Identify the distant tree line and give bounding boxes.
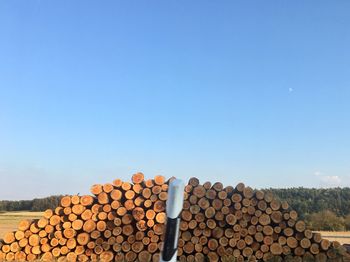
[0,195,62,212]
[264,187,350,231]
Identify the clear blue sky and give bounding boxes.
[1,1,349,199]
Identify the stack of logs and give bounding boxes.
[0,173,349,262]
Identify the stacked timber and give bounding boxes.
[0,173,349,262]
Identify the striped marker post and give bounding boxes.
[160,179,185,262]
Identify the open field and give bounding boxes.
[315,231,350,245]
[0,211,43,239]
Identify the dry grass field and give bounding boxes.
[0,211,43,239]
[315,231,350,245]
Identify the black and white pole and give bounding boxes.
[160,179,185,262]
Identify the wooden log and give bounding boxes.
[143,179,154,189]
[138,250,152,262]
[116,207,127,217]
[270,199,281,211]
[161,183,169,192]
[3,233,15,245]
[45,224,54,234]
[14,251,27,261]
[28,234,40,247]
[193,185,206,198]
[153,200,165,212]
[80,210,92,221]
[68,213,77,222]
[262,226,273,237]
[132,197,143,207]
[295,220,306,233]
[121,214,132,225]
[112,178,122,188]
[212,182,223,192]
[69,195,79,205]
[310,243,320,255]
[121,182,132,191]
[132,207,145,221]
[38,230,47,238]
[158,192,167,201]
[258,214,271,226]
[153,224,164,236]
[188,177,199,187]
[18,220,31,232]
[264,191,273,203]
[225,214,237,225]
[148,242,158,254]
[206,219,216,229]
[300,238,311,249]
[212,199,223,210]
[97,192,109,205]
[301,230,312,242]
[75,246,85,255]
[155,212,166,223]
[243,187,254,199]
[91,204,101,214]
[65,252,77,262]
[206,238,218,251]
[32,245,42,255]
[142,188,152,199]
[83,220,96,233]
[265,207,272,215]
[270,211,282,224]
[313,232,322,243]
[124,251,136,261]
[236,182,245,192]
[250,216,259,226]
[96,221,107,232]
[254,190,264,200]
[60,196,71,207]
[152,185,162,195]
[132,172,145,184]
[327,248,337,259]
[133,183,143,194]
[315,253,328,262]
[257,200,267,212]
[100,251,114,262]
[154,175,165,186]
[63,228,76,239]
[13,231,24,241]
[283,227,294,237]
[263,235,273,246]
[286,237,298,249]
[104,230,112,239]
[72,204,85,215]
[270,243,283,255]
[9,242,19,253]
[27,253,37,261]
[320,239,330,251]
[125,190,135,200]
[236,239,246,250]
[289,210,298,220]
[90,184,103,196]
[76,232,90,246]
[66,238,77,250]
[242,247,253,258]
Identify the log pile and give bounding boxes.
[0,173,349,262]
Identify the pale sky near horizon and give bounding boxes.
[1,1,350,200]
